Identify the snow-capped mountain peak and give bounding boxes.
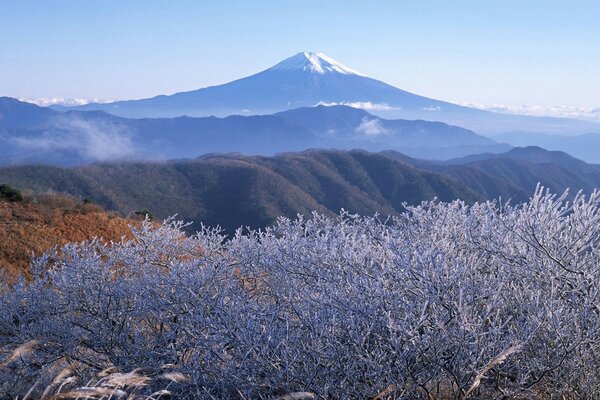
[269,51,365,76]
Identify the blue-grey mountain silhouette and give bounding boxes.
[55,52,600,135]
[0,97,509,165]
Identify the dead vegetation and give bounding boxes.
[0,339,190,399]
[0,192,138,281]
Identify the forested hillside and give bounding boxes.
[0,150,479,233]
[3,148,600,233]
[383,146,600,202]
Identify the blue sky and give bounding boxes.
[1,0,599,111]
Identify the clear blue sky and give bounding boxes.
[1,0,599,107]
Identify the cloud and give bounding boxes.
[8,116,136,161]
[455,101,600,121]
[355,117,388,136]
[18,97,116,107]
[422,106,441,111]
[316,101,400,111]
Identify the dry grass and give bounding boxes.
[0,340,190,399]
[44,366,185,399]
[0,193,139,281]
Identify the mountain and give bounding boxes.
[273,106,511,158]
[55,52,600,135]
[0,150,481,234]
[0,97,56,129]
[3,147,600,234]
[383,146,600,202]
[0,97,509,165]
[443,146,596,169]
[493,131,600,163]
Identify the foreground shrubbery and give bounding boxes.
[0,184,23,202]
[1,186,599,399]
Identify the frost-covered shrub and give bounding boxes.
[1,186,599,399]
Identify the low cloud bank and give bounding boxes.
[317,101,400,111]
[355,117,388,136]
[8,116,136,161]
[19,97,116,107]
[457,102,600,121]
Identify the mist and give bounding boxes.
[7,116,137,163]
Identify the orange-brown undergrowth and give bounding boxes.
[0,194,140,281]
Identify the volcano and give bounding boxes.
[57,52,599,135]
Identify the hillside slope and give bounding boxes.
[3,148,600,235]
[383,146,600,202]
[494,132,600,163]
[0,151,480,233]
[0,195,137,280]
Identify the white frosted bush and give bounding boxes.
[0,186,599,398]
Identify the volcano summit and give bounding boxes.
[57,52,599,135]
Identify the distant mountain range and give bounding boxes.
[2,147,599,233]
[54,52,600,136]
[383,146,600,201]
[0,97,510,165]
[492,131,600,163]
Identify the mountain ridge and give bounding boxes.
[493,131,600,163]
[3,147,600,234]
[0,97,509,165]
[0,150,482,233]
[51,52,600,135]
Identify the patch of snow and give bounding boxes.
[270,52,365,76]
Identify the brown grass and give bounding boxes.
[0,193,139,281]
[0,340,190,399]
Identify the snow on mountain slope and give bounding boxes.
[54,52,459,119]
[270,51,365,75]
[53,52,600,135]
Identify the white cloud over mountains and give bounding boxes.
[19,96,600,125]
[457,102,600,121]
[355,117,388,136]
[8,116,136,161]
[317,101,400,111]
[19,97,116,106]
[318,100,600,122]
